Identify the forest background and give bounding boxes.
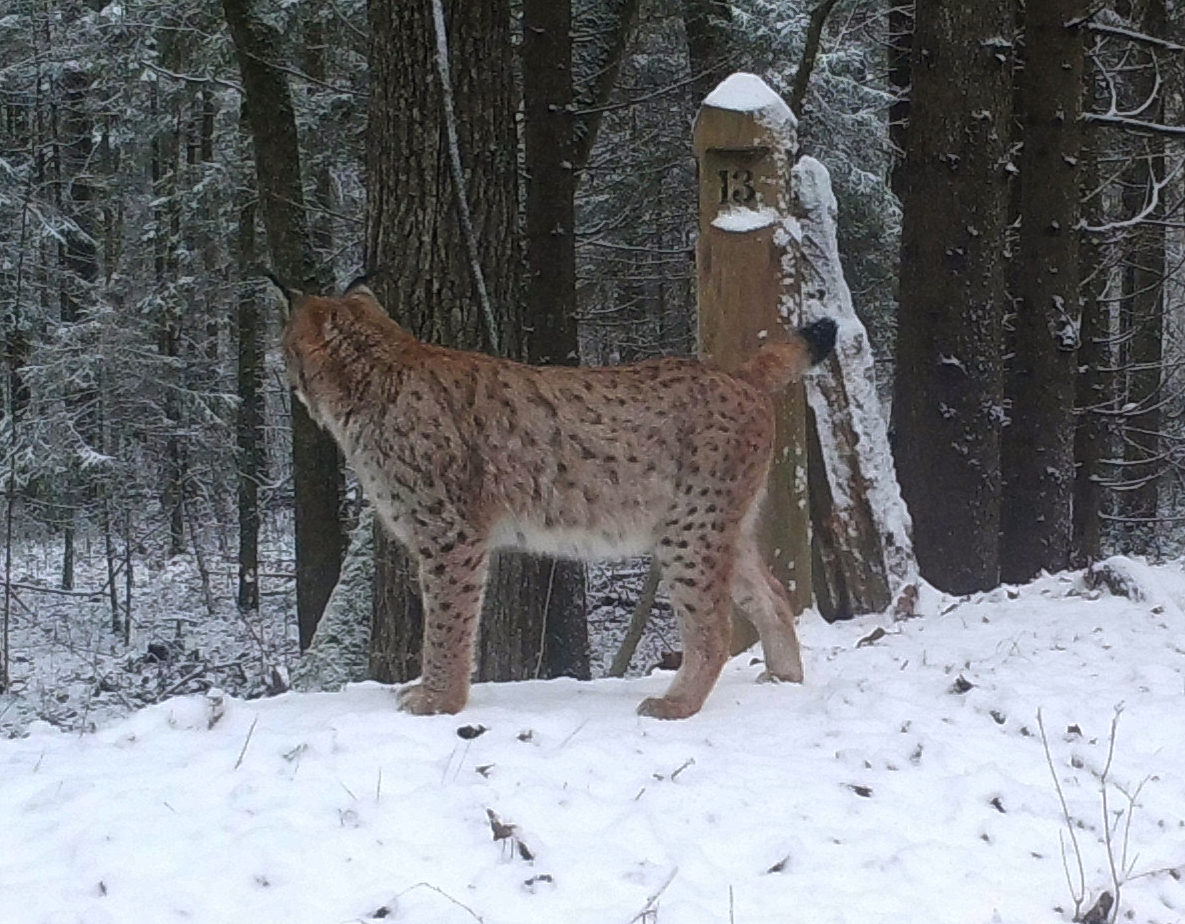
[2,0,1184,727]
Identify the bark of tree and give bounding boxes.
[892,0,1014,594]
[149,69,186,559]
[223,0,346,648]
[236,200,262,612]
[683,0,734,105]
[367,0,589,685]
[520,0,590,680]
[57,64,101,592]
[1000,0,1086,583]
[1071,128,1109,567]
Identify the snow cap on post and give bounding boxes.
[702,72,797,134]
[694,72,810,640]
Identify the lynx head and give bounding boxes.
[266,272,389,423]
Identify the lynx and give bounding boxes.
[277,277,836,719]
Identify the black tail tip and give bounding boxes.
[800,317,838,365]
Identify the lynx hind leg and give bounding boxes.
[731,538,804,684]
[638,540,734,720]
[398,527,490,716]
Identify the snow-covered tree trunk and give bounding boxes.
[794,158,917,616]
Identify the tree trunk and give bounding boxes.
[1000,0,1086,583]
[223,0,346,648]
[683,0,734,105]
[572,0,642,175]
[892,0,1014,594]
[57,64,101,592]
[519,0,590,680]
[367,0,588,685]
[236,200,263,612]
[1070,132,1109,567]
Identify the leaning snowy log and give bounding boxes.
[694,73,810,652]
[793,157,918,616]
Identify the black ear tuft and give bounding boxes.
[344,269,382,295]
[799,317,838,365]
[263,271,304,304]
[263,271,289,295]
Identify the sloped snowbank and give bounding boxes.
[2,561,1184,924]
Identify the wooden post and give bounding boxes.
[694,73,811,651]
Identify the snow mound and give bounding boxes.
[2,560,1184,924]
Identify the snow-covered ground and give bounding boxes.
[2,558,1184,924]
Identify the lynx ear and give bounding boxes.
[263,272,303,319]
[343,271,381,303]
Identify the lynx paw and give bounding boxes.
[398,683,465,716]
[757,666,804,684]
[636,695,700,720]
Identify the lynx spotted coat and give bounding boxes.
[280,280,836,719]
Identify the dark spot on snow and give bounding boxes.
[457,724,488,740]
[990,709,1006,725]
[848,784,873,798]
[990,796,1006,813]
[950,675,974,694]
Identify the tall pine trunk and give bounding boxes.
[236,200,263,612]
[367,0,588,684]
[517,0,589,680]
[1000,0,1086,582]
[223,0,347,647]
[892,0,1015,594]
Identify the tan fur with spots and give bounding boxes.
[280,279,835,718]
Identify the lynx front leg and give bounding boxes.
[398,532,490,716]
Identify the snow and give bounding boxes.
[4,560,1185,924]
[702,72,797,131]
[710,205,781,233]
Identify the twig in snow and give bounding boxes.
[390,882,485,922]
[233,715,259,770]
[1038,708,1087,920]
[628,867,679,924]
